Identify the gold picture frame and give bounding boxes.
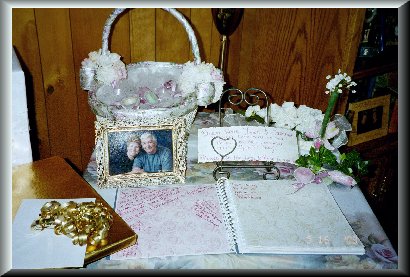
[95,117,187,188]
[347,94,390,146]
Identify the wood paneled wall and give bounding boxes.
[12,8,365,173]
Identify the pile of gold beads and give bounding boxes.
[31,200,113,253]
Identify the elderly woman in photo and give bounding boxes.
[131,132,173,173]
[114,135,142,175]
[126,135,142,161]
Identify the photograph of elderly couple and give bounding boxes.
[108,129,173,176]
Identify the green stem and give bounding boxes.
[320,91,339,138]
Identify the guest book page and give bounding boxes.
[223,180,365,254]
[110,184,234,260]
[197,126,299,163]
[111,179,364,259]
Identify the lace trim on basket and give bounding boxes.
[215,177,237,253]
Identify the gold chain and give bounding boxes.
[31,200,113,253]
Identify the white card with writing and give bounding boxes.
[197,126,299,163]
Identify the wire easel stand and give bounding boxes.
[213,87,280,181]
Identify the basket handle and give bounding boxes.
[102,8,201,65]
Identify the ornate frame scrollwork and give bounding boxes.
[95,116,188,188]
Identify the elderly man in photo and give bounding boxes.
[131,132,173,173]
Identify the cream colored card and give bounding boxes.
[198,126,299,163]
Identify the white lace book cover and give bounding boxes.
[220,179,365,255]
[110,184,235,260]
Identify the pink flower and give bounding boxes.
[313,171,329,183]
[327,170,357,187]
[276,163,296,176]
[313,138,323,149]
[292,168,330,193]
[294,167,315,184]
[370,244,398,263]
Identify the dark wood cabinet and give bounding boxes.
[342,134,398,252]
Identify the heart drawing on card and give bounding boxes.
[211,136,237,160]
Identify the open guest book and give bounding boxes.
[110,179,364,260]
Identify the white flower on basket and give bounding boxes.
[95,65,126,87]
[178,61,225,106]
[81,49,127,88]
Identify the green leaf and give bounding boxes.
[295,145,369,183]
[236,110,246,116]
[245,114,265,124]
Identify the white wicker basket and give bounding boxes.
[80,8,222,132]
[80,8,225,187]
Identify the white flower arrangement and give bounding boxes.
[81,49,127,88]
[320,69,357,139]
[240,70,367,191]
[245,101,355,160]
[270,102,298,129]
[294,105,324,134]
[244,101,324,135]
[245,105,266,118]
[177,61,225,107]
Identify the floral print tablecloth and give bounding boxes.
[84,112,398,270]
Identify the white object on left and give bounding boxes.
[12,198,94,269]
[12,48,33,167]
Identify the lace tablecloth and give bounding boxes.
[84,112,398,270]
